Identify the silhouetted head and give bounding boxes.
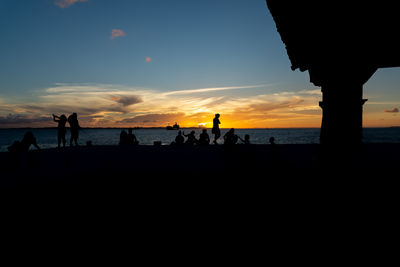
[128,128,132,134]
[229,128,235,133]
[190,131,195,134]
[60,114,67,120]
[202,129,207,133]
[178,130,182,135]
[72,112,77,118]
[23,131,35,144]
[24,131,34,140]
[269,137,275,144]
[245,134,250,140]
[215,113,220,118]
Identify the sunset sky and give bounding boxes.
[1,0,399,128]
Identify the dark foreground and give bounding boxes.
[1,143,399,190]
[2,144,398,240]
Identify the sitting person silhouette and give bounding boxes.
[8,131,40,152]
[223,128,238,145]
[183,130,198,145]
[198,129,210,145]
[269,137,275,145]
[268,136,278,164]
[238,134,250,145]
[53,114,67,148]
[127,128,139,145]
[119,130,129,146]
[174,130,184,145]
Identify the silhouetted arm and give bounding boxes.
[32,138,40,150]
[53,114,60,122]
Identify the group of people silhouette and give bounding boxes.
[119,128,139,146]
[172,129,211,145]
[8,112,277,152]
[169,114,251,146]
[7,112,81,152]
[170,128,250,146]
[52,113,81,148]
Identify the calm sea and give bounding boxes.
[0,128,399,152]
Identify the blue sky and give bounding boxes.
[0,0,399,128]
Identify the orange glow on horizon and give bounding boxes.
[2,83,398,129]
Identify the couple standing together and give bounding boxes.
[53,113,80,148]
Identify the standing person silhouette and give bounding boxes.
[53,114,67,148]
[212,113,221,144]
[68,112,80,147]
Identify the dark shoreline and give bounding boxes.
[0,127,323,130]
[3,126,400,130]
[1,143,399,189]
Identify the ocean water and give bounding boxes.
[0,127,399,152]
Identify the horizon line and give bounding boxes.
[1,126,398,130]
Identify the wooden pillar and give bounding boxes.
[319,82,367,146]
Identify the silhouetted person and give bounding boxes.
[268,136,278,165]
[175,130,184,145]
[8,131,40,152]
[198,129,210,145]
[224,128,238,145]
[127,128,138,145]
[239,134,250,145]
[269,137,275,145]
[212,113,221,144]
[53,114,67,148]
[120,130,128,146]
[68,112,80,146]
[183,130,198,145]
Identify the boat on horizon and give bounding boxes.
[166,122,180,130]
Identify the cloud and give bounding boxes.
[232,99,304,114]
[111,95,143,107]
[0,114,51,127]
[118,113,186,124]
[163,85,263,96]
[110,29,126,40]
[0,83,322,128]
[54,0,88,8]
[2,84,146,119]
[384,108,399,113]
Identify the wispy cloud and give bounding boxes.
[110,29,126,40]
[384,107,399,113]
[0,84,322,128]
[54,0,88,8]
[163,85,264,96]
[0,114,52,127]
